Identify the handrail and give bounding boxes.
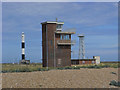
[57,40,76,45]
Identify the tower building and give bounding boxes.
[22,32,25,60]
[41,20,75,67]
[20,32,30,64]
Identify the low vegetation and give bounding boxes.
[2,63,44,73]
[109,80,120,87]
[110,72,117,75]
[1,63,119,73]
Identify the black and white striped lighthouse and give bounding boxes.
[20,32,30,64]
[21,32,25,60]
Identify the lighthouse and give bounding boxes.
[22,32,25,60]
[20,32,30,64]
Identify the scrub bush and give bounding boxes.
[109,80,120,87]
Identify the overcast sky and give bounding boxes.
[2,2,118,63]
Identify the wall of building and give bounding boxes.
[42,24,46,67]
[93,56,100,65]
[55,34,71,67]
[56,45,71,67]
[42,23,72,67]
[47,23,57,67]
[42,23,57,67]
[71,59,96,65]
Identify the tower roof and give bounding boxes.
[41,21,64,25]
[55,31,75,34]
[78,34,84,37]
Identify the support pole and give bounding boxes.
[46,25,48,70]
[54,32,56,68]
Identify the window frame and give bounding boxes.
[57,24,62,29]
[60,34,70,40]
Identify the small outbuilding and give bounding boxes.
[71,56,100,65]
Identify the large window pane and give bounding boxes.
[60,35,70,40]
[60,35,62,40]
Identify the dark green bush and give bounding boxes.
[112,65,118,68]
[103,65,110,68]
[109,80,120,87]
[73,66,80,69]
[15,69,20,72]
[110,72,117,75]
[57,67,64,70]
[94,66,101,69]
[79,65,101,69]
[40,68,48,71]
[80,66,87,68]
[2,70,8,73]
[87,66,96,68]
[65,67,72,69]
[38,68,41,71]
[19,68,31,72]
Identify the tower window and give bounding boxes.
[57,24,62,28]
[66,35,69,40]
[60,35,70,40]
[57,24,63,30]
[60,35,63,40]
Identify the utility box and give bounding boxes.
[93,56,100,65]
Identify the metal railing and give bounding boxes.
[57,40,76,45]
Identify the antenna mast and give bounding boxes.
[56,18,58,22]
[78,34,85,59]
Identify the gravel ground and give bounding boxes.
[2,68,118,88]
